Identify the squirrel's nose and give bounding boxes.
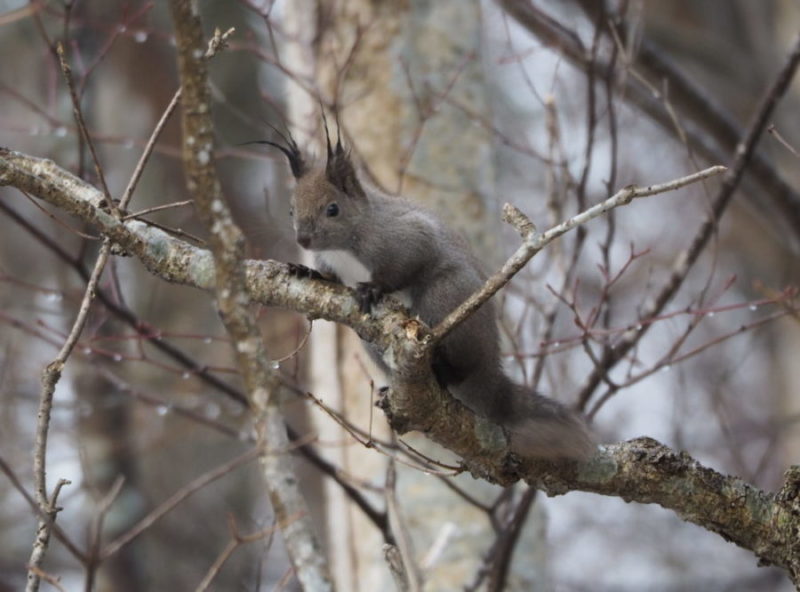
[297,234,311,248]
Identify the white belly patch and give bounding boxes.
[316,249,371,287]
[315,249,412,309]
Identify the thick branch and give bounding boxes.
[0,149,398,348]
[540,439,800,580]
[379,359,800,580]
[2,150,800,579]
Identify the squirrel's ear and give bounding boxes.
[322,113,365,198]
[325,147,365,198]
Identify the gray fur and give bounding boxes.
[285,143,593,460]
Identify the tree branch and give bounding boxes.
[2,150,799,579]
[577,30,800,405]
[497,0,800,240]
[430,166,726,342]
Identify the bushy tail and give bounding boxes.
[450,371,595,460]
[504,384,594,461]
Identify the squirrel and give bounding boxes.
[257,124,594,461]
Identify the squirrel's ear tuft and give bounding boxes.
[242,127,306,178]
[325,146,365,198]
[321,111,365,198]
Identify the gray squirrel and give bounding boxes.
[258,125,594,460]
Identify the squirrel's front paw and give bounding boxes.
[355,282,384,312]
[287,262,325,280]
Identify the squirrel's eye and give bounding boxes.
[288,207,294,217]
[326,203,339,217]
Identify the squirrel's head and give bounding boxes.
[255,121,368,251]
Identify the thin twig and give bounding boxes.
[100,447,261,561]
[26,566,67,592]
[195,515,283,592]
[430,165,727,343]
[385,461,422,592]
[24,33,185,589]
[132,217,206,245]
[395,438,463,472]
[305,391,460,475]
[119,88,183,211]
[435,475,493,513]
[26,478,71,592]
[121,199,194,220]
[577,32,800,407]
[587,308,790,418]
[26,239,111,592]
[498,0,800,239]
[1,196,391,537]
[84,476,126,592]
[20,190,100,240]
[768,124,800,158]
[0,456,85,561]
[530,96,570,389]
[55,43,113,206]
[486,487,537,592]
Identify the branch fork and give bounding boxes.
[5,146,787,577]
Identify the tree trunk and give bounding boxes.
[284,1,548,588]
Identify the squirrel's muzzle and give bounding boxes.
[296,233,311,249]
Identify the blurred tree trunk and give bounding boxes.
[285,1,547,589]
[74,330,144,592]
[283,4,364,589]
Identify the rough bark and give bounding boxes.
[3,149,800,584]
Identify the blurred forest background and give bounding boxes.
[1,0,800,590]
